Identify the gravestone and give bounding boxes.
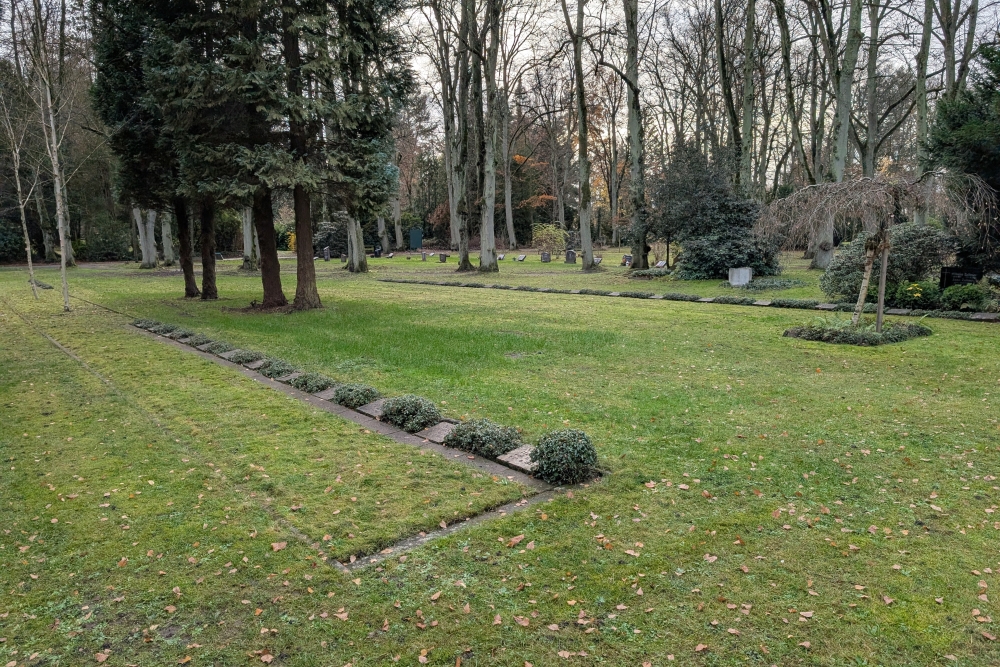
[729,267,753,286]
[374,246,382,258]
[215,252,224,260]
[409,227,423,250]
[340,254,347,262]
[498,253,506,260]
[540,252,551,263]
[593,257,603,265]
[386,252,394,258]
[565,250,576,264]
[276,371,302,383]
[654,260,666,269]
[497,445,537,474]
[439,253,449,263]
[244,359,267,370]
[421,252,427,261]
[940,266,983,289]
[323,246,330,261]
[356,399,385,420]
[416,422,457,444]
[621,254,632,267]
[516,254,526,262]
[313,386,340,401]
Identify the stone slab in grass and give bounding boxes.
[697,297,714,303]
[176,336,193,344]
[570,290,581,294]
[650,295,665,300]
[357,399,385,419]
[538,287,551,292]
[816,303,838,311]
[417,422,456,444]
[244,359,267,370]
[885,308,912,316]
[753,299,772,306]
[608,292,621,297]
[276,371,303,383]
[217,349,245,361]
[971,313,999,321]
[313,386,339,401]
[196,342,216,352]
[498,445,538,474]
[165,330,188,340]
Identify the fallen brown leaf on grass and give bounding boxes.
[271,542,286,552]
[694,643,708,652]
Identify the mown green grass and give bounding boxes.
[2,261,1000,666]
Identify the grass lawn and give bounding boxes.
[2,257,999,666]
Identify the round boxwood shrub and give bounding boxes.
[530,429,598,485]
[334,383,380,409]
[227,349,264,364]
[258,358,296,379]
[940,283,991,311]
[380,394,441,433]
[204,341,235,354]
[290,372,336,394]
[444,419,522,459]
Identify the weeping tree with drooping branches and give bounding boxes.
[759,173,996,331]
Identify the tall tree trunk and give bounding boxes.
[377,215,390,255]
[133,207,153,268]
[145,211,158,266]
[715,0,742,181]
[173,197,200,298]
[283,5,321,308]
[562,0,595,269]
[625,0,648,269]
[37,47,70,308]
[830,0,863,184]
[252,187,287,307]
[346,215,368,272]
[199,199,218,300]
[773,0,814,184]
[479,0,501,273]
[455,0,477,272]
[913,0,933,224]
[241,207,258,270]
[392,198,403,249]
[862,0,880,177]
[501,106,517,249]
[162,213,175,266]
[739,0,756,193]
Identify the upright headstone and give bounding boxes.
[374,246,382,258]
[421,252,427,261]
[323,246,331,261]
[340,253,347,262]
[728,267,752,286]
[439,253,449,263]
[216,251,224,260]
[565,250,576,264]
[409,227,423,250]
[940,266,983,289]
[540,252,551,263]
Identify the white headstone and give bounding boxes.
[729,267,752,286]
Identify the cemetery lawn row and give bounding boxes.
[2,265,1000,665]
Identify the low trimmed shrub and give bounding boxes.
[204,341,235,354]
[149,323,179,335]
[892,281,941,309]
[783,318,931,346]
[660,292,703,302]
[630,268,673,278]
[530,429,598,485]
[940,284,991,311]
[724,278,807,291]
[132,318,159,329]
[290,372,336,394]
[770,298,821,309]
[444,419,522,459]
[227,349,264,364]
[185,334,213,347]
[258,358,296,379]
[712,295,757,306]
[334,383,380,409]
[619,291,655,299]
[381,394,441,433]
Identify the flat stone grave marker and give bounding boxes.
[176,336,193,344]
[313,386,340,401]
[816,303,838,311]
[650,294,665,299]
[570,289,582,294]
[217,349,245,361]
[516,254,526,262]
[196,342,215,352]
[654,260,667,268]
[497,253,505,260]
[593,257,602,265]
[608,292,621,297]
[540,252,551,263]
[387,252,394,258]
[276,371,303,383]
[621,254,632,266]
[565,250,576,264]
[753,299,772,306]
[729,266,752,286]
[357,399,385,419]
[697,297,715,302]
[885,308,911,316]
[244,359,267,370]
[497,445,537,474]
[971,313,999,321]
[416,422,456,444]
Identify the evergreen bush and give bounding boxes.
[892,281,942,309]
[227,349,264,364]
[289,372,337,394]
[940,284,991,311]
[204,341,235,354]
[132,318,159,329]
[784,318,931,346]
[444,419,522,459]
[184,334,213,347]
[530,429,598,485]
[380,394,441,432]
[149,323,179,335]
[334,383,380,409]
[258,358,296,379]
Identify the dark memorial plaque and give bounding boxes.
[940,266,983,289]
